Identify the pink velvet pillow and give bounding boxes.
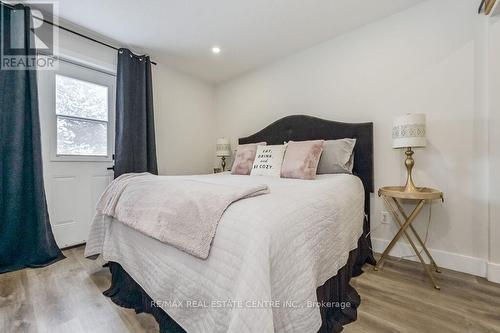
[231,142,267,175]
[281,140,324,180]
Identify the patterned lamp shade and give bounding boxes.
[216,138,231,157]
[392,114,426,149]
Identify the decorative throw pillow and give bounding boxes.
[231,142,267,175]
[317,138,356,174]
[250,145,286,177]
[281,140,324,180]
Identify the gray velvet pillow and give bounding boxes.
[317,139,356,174]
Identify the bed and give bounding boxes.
[85,115,376,333]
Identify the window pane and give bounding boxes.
[57,117,107,156]
[56,75,108,121]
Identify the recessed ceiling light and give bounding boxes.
[211,46,221,54]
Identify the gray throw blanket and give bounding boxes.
[95,173,269,259]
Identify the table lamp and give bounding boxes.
[392,114,426,193]
[216,138,231,171]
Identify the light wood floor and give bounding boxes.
[1,246,499,333]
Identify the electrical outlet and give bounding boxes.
[381,211,391,224]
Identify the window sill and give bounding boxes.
[50,155,112,163]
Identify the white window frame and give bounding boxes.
[50,66,115,163]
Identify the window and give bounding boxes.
[55,75,109,157]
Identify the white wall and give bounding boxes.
[53,27,215,175]
[55,26,117,74]
[487,15,500,283]
[214,0,494,278]
[153,65,215,175]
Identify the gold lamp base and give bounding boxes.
[403,147,420,193]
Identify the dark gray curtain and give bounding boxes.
[114,48,157,178]
[0,4,64,273]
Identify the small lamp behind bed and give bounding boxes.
[216,138,231,171]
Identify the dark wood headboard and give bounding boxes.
[238,115,374,194]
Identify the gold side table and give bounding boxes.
[375,186,444,289]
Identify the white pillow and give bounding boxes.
[250,145,286,177]
[317,138,356,174]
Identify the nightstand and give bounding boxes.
[375,186,444,289]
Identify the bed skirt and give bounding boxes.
[103,235,373,333]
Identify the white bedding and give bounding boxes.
[95,172,269,259]
[85,172,364,333]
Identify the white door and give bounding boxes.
[38,60,115,248]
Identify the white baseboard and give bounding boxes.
[487,262,500,283]
[371,238,488,278]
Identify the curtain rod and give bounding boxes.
[0,1,158,65]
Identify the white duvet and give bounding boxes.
[85,173,364,333]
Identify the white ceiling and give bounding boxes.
[53,0,422,83]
